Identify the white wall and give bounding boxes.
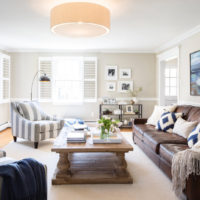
[179,32,200,105]
[10,52,157,120]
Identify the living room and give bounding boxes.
[0,0,200,200]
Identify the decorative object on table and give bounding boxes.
[64,118,88,130]
[106,82,116,91]
[92,133,122,144]
[105,66,118,80]
[129,86,142,104]
[98,117,120,139]
[102,97,116,104]
[113,109,122,115]
[125,105,134,114]
[190,50,200,96]
[123,119,128,125]
[102,109,112,115]
[119,69,131,79]
[118,81,133,93]
[67,132,86,143]
[30,70,50,100]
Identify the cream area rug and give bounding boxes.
[2,132,179,200]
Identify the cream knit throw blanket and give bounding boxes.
[172,142,200,197]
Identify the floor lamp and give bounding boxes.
[31,70,51,101]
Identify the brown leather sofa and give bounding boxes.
[132,105,200,200]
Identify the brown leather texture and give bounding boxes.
[160,143,189,165]
[132,105,200,200]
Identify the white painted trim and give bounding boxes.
[156,24,200,53]
[11,97,158,102]
[0,122,11,132]
[157,47,180,105]
[5,48,155,54]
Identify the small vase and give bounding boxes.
[132,97,138,104]
[100,127,109,139]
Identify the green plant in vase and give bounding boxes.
[98,117,121,139]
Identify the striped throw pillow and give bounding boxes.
[18,102,44,121]
[188,124,200,148]
[156,112,182,133]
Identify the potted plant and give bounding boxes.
[129,87,142,104]
[98,117,121,139]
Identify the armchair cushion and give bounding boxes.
[34,120,62,132]
[18,102,45,121]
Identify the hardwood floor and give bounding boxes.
[0,128,13,148]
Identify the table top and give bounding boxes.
[51,127,133,153]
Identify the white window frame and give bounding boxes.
[38,56,97,104]
[0,53,10,104]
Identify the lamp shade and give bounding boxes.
[40,74,50,82]
[50,2,110,37]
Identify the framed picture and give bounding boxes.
[190,50,200,96]
[106,82,116,92]
[102,97,109,104]
[119,69,131,79]
[125,105,134,114]
[105,66,118,80]
[118,81,133,93]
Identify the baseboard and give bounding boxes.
[0,122,11,132]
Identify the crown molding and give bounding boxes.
[6,48,155,54]
[155,24,200,53]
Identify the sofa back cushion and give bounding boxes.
[187,107,200,123]
[174,105,193,120]
[18,102,44,121]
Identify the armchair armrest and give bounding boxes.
[0,151,6,158]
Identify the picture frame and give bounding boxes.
[119,69,131,79]
[105,66,118,80]
[102,97,109,104]
[190,50,200,96]
[106,82,116,92]
[125,105,134,114]
[118,81,133,93]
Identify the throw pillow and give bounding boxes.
[147,105,177,126]
[18,102,44,121]
[187,124,200,148]
[173,118,198,138]
[156,112,182,133]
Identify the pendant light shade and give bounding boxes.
[50,2,110,37]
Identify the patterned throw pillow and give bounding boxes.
[156,112,182,133]
[18,102,45,121]
[187,124,200,148]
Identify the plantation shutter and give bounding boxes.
[38,58,52,101]
[0,54,10,102]
[83,57,97,102]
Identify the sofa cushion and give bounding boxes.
[156,112,182,133]
[160,143,189,165]
[187,107,200,123]
[174,105,193,120]
[142,128,187,153]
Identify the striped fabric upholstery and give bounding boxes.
[17,102,45,121]
[0,151,6,158]
[11,102,64,142]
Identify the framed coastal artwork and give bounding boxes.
[105,66,118,80]
[118,81,133,93]
[190,50,200,96]
[106,82,116,92]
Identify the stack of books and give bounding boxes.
[67,132,86,143]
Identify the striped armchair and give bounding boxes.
[11,102,64,148]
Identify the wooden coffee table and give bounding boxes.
[51,128,133,184]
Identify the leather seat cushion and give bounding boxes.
[160,143,189,165]
[143,130,187,153]
[134,124,156,141]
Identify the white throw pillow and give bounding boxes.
[173,117,198,138]
[147,105,177,126]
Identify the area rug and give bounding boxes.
[2,132,179,200]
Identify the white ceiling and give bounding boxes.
[0,0,200,52]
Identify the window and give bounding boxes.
[39,57,97,104]
[165,67,177,96]
[0,54,10,103]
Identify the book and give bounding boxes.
[67,132,86,143]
